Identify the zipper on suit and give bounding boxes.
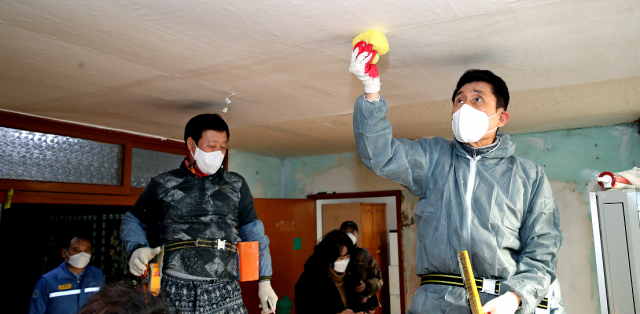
[466,151,479,210]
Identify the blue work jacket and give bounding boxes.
[28,261,105,314]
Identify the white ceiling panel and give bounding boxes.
[1,0,639,157]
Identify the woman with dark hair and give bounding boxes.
[78,281,169,314]
[295,230,362,314]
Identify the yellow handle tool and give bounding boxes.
[457,250,486,314]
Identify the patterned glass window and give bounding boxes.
[131,148,184,188]
[0,127,123,185]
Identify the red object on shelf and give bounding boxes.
[597,171,633,189]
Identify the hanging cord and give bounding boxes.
[223,94,235,113]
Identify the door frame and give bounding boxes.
[308,190,405,314]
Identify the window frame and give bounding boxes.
[0,110,188,199]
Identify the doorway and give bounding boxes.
[323,202,388,314]
[309,191,405,314]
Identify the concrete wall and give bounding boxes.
[231,122,640,313]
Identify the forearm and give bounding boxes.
[353,94,432,196]
[239,219,272,278]
[119,212,149,255]
[365,92,379,101]
[365,277,383,295]
[502,192,562,312]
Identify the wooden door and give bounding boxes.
[322,203,361,241]
[240,198,316,314]
[360,203,388,314]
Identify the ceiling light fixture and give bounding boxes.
[223,94,235,113]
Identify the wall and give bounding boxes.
[228,150,284,198]
[510,123,640,313]
[231,122,640,313]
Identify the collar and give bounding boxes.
[457,137,501,158]
[179,159,225,178]
[183,158,208,177]
[453,131,515,159]
[328,268,346,283]
[56,261,85,281]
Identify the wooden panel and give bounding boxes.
[240,198,316,314]
[361,203,389,314]
[322,203,361,241]
[0,190,142,205]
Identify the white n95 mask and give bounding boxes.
[333,259,350,273]
[66,251,91,268]
[347,233,357,245]
[451,104,503,143]
[191,147,224,175]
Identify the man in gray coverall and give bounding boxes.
[349,44,562,314]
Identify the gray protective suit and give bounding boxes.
[353,95,562,314]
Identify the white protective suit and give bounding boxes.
[353,95,563,314]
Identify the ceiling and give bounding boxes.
[1,0,639,158]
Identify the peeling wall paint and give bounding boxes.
[512,123,640,196]
[512,123,640,313]
[230,123,640,313]
[228,150,284,198]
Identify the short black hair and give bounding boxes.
[451,69,510,111]
[183,114,230,149]
[314,230,356,270]
[78,281,169,314]
[66,233,92,250]
[340,221,359,233]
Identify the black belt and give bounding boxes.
[420,274,548,309]
[164,238,237,253]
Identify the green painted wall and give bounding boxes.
[227,150,284,198]
[512,123,640,197]
[231,122,640,200]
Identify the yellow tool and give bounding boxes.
[141,245,164,295]
[457,251,485,314]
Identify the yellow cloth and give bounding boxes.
[329,269,347,308]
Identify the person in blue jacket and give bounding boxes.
[349,45,562,314]
[29,234,105,314]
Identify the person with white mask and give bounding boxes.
[120,113,277,314]
[340,221,383,307]
[295,230,362,314]
[350,44,562,314]
[29,234,105,314]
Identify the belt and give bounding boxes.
[420,274,548,309]
[165,238,237,253]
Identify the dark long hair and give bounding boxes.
[313,230,356,271]
[78,281,169,314]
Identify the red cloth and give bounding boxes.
[353,41,379,78]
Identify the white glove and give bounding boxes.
[258,280,278,313]
[482,291,520,314]
[128,246,161,276]
[349,45,381,94]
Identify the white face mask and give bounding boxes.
[347,233,357,245]
[191,146,225,175]
[333,258,350,273]
[451,104,503,143]
[66,251,91,269]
